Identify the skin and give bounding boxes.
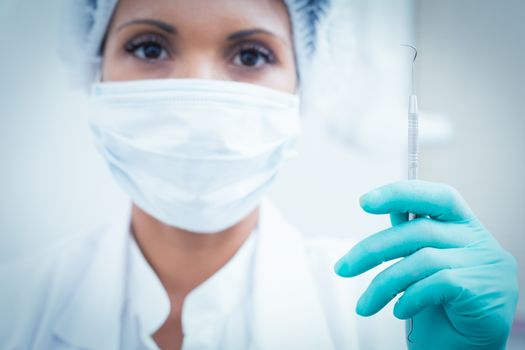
[101,0,297,349]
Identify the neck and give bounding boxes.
[131,204,259,297]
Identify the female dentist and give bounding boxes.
[0,0,518,349]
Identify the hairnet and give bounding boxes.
[61,0,331,89]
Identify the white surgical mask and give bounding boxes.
[89,78,301,233]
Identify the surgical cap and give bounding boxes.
[61,0,331,88]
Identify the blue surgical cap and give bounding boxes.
[61,0,331,89]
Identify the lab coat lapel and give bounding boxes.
[52,203,132,350]
[50,199,336,349]
[252,198,335,350]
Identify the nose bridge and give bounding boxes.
[171,54,226,80]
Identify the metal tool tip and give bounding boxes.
[400,44,418,62]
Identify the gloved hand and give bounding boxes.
[334,180,518,350]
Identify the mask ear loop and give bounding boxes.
[87,59,103,98]
[93,62,103,84]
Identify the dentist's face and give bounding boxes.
[101,0,298,93]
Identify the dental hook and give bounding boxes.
[401,44,418,62]
[401,44,418,94]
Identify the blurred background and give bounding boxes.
[1,0,524,347]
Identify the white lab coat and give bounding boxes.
[0,198,405,349]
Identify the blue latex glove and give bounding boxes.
[334,180,518,350]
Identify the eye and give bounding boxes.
[124,34,170,62]
[232,43,276,68]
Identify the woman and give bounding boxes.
[0,0,518,349]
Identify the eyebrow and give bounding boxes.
[227,28,286,44]
[116,19,177,34]
[115,19,286,44]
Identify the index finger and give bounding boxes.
[360,180,474,222]
[333,217,472,278]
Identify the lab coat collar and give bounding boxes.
[181,229,256,338]
[51,198,335,349]
[128,231,171,342]
[252,198,335,349]
[52,203,132,350]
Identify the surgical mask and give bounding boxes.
[89,78,301,233]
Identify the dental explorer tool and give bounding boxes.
[401,43,418,344]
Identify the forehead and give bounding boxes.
[111,0,292,40]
